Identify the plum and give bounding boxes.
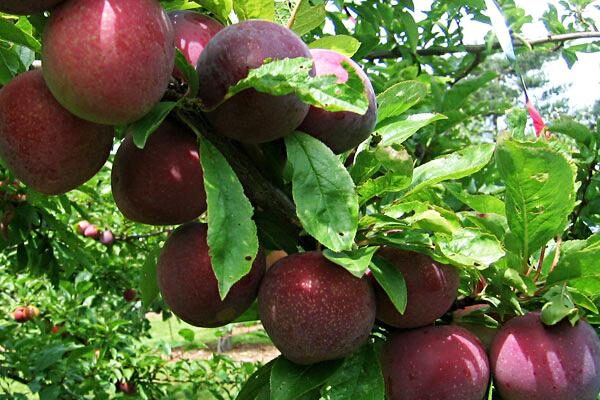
[258,251,376,364]
[157,222,265,327]
[298,49,377,153]
[382,325,490,400]
[490,312,600,400]
[111,119,206,225]
[0,71,114,195]
[42,0,175,125]
[370,247,459,329]
[99,230,115,245]
[76,220,91,235]
[196,20,312,143]
[169,11,223,76]
[0,0,64,14]
[123,288,137,302]
[83,225,100,239]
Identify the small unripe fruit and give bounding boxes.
[99,230,115,246]
[51,325,61,334]
[123,288,137,302]
[83,225,100,239]
[76,220,91,235]
[116,381,136,395]
[13,307,28,323]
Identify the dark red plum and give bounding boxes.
[169,11,223,76]
[157,223,265,327]
[197,20,312,143]
[491,312,600,400]
[258,251,376,365]
[298,49,377,153]
[0,71,114,195]
[42,0,175,125]
[382,325,490,400]
[111,119,206,226]
[0,0,64,14]
[370,247,459,329]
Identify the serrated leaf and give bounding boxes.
[323,247,378,278]
[496,137,576,266]
[196,0,233,22]
[309,35,361,57]
[435,228,505,268]
[289,0,326,36]
[226,58,368,114]
[541,286,578,325]
[377,113,447,146]
[370,255,407,314]
[406,143,495,197]
[140,247,161,308]
[130,102,178,149]
[234,0,275,21]
[320,344,385,400]
[285,132,358,252]
[200,137,259,299]
[270,357,343,400]
[548,118,593,145]
[376,81,428,126]
[0,17,41,52]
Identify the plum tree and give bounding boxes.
[490,312,600,400]
[196,20,312,143]
[157,223,265,327]
[258,251,376,365]
[169,11,223,75]
[111,119,206,225]
[370,247,459,329]
[42,0,175,125]
[298,49,377,153]
[382,325,490,400]
[0,0,64,15]
[0,70,114,195]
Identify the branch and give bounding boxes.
[175,102,300,229]
[364,31,600,60]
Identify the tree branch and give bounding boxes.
[175,101,300,229]
[364,31,600,60]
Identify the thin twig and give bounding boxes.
[364,31,600,60]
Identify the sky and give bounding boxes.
[413,0,600,110]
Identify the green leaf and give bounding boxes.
[320,344,385,400]
[289,0,326,36]
[234,0,275,21]
[226,58,368,114]
[140,247,161,308]
[0,46,22,85]
[435,228,506,268]
[442,71,496,112]
[0,17,41,52]
[323,247,378,278]
[376,81,428,126]
[270,357,343,400]
[546,234,600,296]
[200,137,259,299]
[496,137,576,266]
[285,132,358,252]
[406,143,495,197]
[357,147,413,204]
[377,113,447,146]
[370,255,407,314]
[130,102,178,149]
[502,268,536,296]
[399,12,418,50]
[309,35,361,57]
[178,328,195,342]
[196,0,233,22]
[548,118,593,145]
[541,286,578,325]
[237,359,276,400]
[174,49,199,97]
[349,149,380,185]
[446,184,506,216]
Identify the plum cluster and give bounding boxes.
[0,2,599,400]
